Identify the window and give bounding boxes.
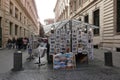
[9,22,13,35]
[74,0,77,11]
[24,28,25,36]
[116,0,120,32]
[20,27,22,37]
[10,2,13,15]
[79,0,82,6]
[70,3,73,14]
[15,24,18,35]
[0,17,2,47]
[83,0,88,3]
[15,7,18,19]
[24,17,26,24]
[0,17,1,27]
[79,18,81,21]
[0,0,1,6]
[20,12,22,21]
[93,9,100,35]
[84,15,89,23]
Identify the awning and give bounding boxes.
[43,19,99,34]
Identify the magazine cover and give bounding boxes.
[53,52,75,70]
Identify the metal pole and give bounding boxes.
[38,56,41,66]
[69,20,72,52]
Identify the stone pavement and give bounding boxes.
[0,58,120,80]
[0,49,29,73]
[0,49,120,80]
[94,49,120,68]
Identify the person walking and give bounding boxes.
[16,37,23,50]
[7,38,12,49]
[46,40,50,64]
[12,37,16,49]
[23,37,28,50]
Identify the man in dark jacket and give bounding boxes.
[46,41,50,63]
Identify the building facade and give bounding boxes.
[54,0,70,22]
[39,22,44,37]
[54,0,120,51]
[0,0,39,48]
[44,18,54,25]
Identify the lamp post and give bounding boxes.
[84,25,88,33]
[69,20,72,52]
[48,25,55,64]
[51,25,55,33]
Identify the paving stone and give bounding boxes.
[0,49,120,80]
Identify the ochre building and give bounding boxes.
[0,0,39,48]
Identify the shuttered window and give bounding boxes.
[93,9,100,35]
[117,0,120,32]
[15,24,18,35]
[9,22,13,35]
[84,15,89,23]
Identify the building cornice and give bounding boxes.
[16,0,38,29]
[32,0,39,18]
[54,0,59,12]
[70,0,101,18]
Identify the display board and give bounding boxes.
[49,33,56,55]
[53,52,76,70]
[49,20,95,69]
[72,27,77,54]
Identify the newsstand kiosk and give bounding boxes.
[48,19,98,70]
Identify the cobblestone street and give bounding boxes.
[0,62,120,80]
[0,49,120,80]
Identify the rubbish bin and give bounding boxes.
[12,51,23,71]
[104,51,113,66]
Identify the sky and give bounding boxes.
[35,0,57,25]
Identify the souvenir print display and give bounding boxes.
[81,31,88,54]
[49,33,56,54]
[55,30,61,53]
[60,28,66,53]
[77,29,82,53]
[77,25,94,59]
[72,27,77,54]
[49,20,96,70]
[66,30,71,51]
[53,52,75,70]
[87,29,94,59]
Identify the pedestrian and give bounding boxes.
[7,38,12,49]
[27,45,33,61]
[16,37,23,50]
[46,40,50,63]
[12,37,16,49]
[23,37,28,50]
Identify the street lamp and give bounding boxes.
[51,25,55,33]
[69,20,72,52]
[84,25,88,33]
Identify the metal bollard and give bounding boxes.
[104,51,113,66]
[12,51,23,71]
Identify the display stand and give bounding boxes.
[35,45,46,67]
[53,52,76,70]
[48,19,98,69]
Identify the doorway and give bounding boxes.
[0,17,2,48]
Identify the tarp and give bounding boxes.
[44,19,99,34]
